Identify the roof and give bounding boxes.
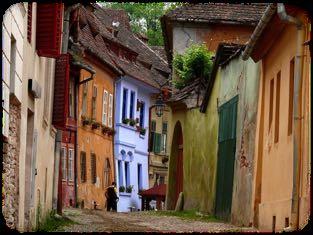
[161,3,268,66]
[200,43,244,113]
[164,3,268,25]
[150,46,168,63]
[139,184,166,198]
[70,4,170,90]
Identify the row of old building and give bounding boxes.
[161,2,311,233]
[2,2,171,231]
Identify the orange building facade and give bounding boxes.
[246,6,311,232]
[76,55,117,209]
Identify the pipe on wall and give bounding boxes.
[277,3,304,231]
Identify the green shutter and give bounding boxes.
[154,133,161,154]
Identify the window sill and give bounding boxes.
[139,134,145,139]
[116,123,137,131]
[119,192,132,197]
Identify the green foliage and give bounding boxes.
[126,185,134,193]
[147,209,220,222]
[99,2,184,46]
[119,185,125,192]
[172,44,214,89]
[36,210,77,232]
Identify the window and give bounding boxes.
[159,176,165,185]
[69,77,75,118]
[61,147,67,180]
[139,102,145,127]
[102,89,108,125]
[137,164,142,190]
[44,59,51,120]
[27,3,32,43]
[130,91,135,119]
[154,133,162,154]
[9,36,16,94]
[162,122,168,153]
[125,162,130,187]
[122,88,128,121]
[269,78,274,131]
[82,83,88,115]
[118,160,123,186]
[91,86,97,119]
[108,94,113,127]
[288,58,295,136]
[80,151,86,183]
[91,153,96,184]
[104,158,111,188]
[275,71,281,143]
[149,120,156,151]
[68,149,74,181]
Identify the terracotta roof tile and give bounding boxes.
[165,3,269,26]
[139,184,166,197]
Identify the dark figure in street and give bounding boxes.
[105,182,119,212]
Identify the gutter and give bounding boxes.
[242,4,276,60]
[277,3,304,231]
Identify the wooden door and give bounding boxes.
[175,124,183,203]
[215,96,238,221]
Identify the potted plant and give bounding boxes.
[81,115,91,126]
[101,125,110,135]
[108,128,116,136]
[140,127,146,136]
[91,120,100,130]
[119,186,125,192]
[126,185,133,193]
[122,118,130,125]
[129,118,136,127]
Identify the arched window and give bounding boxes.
[103,158,111,188]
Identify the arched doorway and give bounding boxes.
[167,121,183,209]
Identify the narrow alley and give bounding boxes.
[55,208,257,233]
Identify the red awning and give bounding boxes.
[139,184,166,197]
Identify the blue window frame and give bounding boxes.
[139,102,145,127]
[137,164,142,190]
[125,162,130,187]
[122,88,128,121]
[130,91,135,119]
[118,160,123,186]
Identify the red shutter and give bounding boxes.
[52,54,70,130]
[27,3,32,43]
[36,3,63,58]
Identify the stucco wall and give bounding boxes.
[77,61,115,210]
[253,13,311,231]
[114,77,153,212]
[218,56,260,226]
[166,70,221,213]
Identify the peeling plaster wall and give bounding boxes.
[166,70,221,213]
[218,56,260,226]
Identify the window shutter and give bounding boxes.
[52,54,70,130]
[102,90,108,125]
[108,94,113,127]
[27,3,32,43]
[149,132,155,152]
[36,3,63,58]
[80,151,86,183]
[154,133,161,154]
[91,153,96,184]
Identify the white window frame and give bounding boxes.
[61,147,67,180]
[102,89,108,125]
[108,93,113,127]
[68,148,74,181]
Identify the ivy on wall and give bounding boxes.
[172,44,214,89]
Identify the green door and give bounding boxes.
[215,96,238,221]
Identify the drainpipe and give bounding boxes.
[277,3,304,231]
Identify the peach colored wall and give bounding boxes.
[77,57,116,209]
[254,13,311,232]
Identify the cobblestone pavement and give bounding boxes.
[57,208,258,232]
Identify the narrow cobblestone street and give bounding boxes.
[56,208,257,232]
